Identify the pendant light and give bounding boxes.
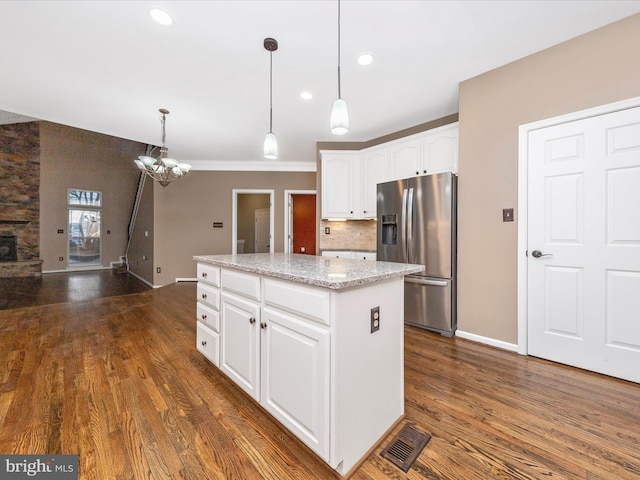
[263,37,278,159]
[134,109,191,187]
[330,0,349,135]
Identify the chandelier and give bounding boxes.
[134,108,191,187]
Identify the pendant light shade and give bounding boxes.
[330,98,349,135]
[331,0,349,135]
[264,132,278,159]
[263,37,278,159]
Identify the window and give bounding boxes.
[68,189,102,266]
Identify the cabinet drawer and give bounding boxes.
[197,302,220,332]
[197,263,220,287]
[197,283,220,310]
[264,278,330,326]
[197,321,220,367]
[221,269,261,301]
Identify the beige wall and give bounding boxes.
[39,122,145,271]
[457,14,640,343]
[151,170,316,285]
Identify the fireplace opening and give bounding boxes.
[0,235,18,262]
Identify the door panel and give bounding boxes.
[528,105,640,383]
[260,307,330,460]
[220,293,260,400]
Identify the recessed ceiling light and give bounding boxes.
[357,53,374,66]
[150,8,173,26]
[300,92,313,100]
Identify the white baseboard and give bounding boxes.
[128,270,157,288]
[175,277,197,282]
[455,330,518,353]
[43,266,112,274]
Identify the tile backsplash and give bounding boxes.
[319,219,376,251]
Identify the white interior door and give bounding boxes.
[527,106,640,383]
[255,208,270,253]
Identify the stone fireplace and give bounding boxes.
[0,121,43,277]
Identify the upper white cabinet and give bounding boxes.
[360,146,388,218]
[421,122,459,176]
[387,122,459,180]
[321,122,458,219]
[321,151,357,219]
[387,138,422,180]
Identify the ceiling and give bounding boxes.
[1,1,639,166]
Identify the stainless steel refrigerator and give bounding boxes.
[377,173,457,336]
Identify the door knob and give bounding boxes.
[531,250,552,258]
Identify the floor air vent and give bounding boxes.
[380,424,431,472]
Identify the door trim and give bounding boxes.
[232,189,274,255]
[517,95,640,355]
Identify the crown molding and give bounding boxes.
[186,159,316,172]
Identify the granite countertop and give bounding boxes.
[193,253,424,290]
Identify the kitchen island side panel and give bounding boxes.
[331,277,405,475]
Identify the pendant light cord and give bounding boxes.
[337,0,342,99]
[269,50,273,133]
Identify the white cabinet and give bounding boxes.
[196,264,221,367]
[220,291,261,400]
[421,122,458,175]
[321,250,376,260]
[388,138,422,180]
[195,262,405,475]
[321,250,354,259]
[261,306,330,459]
[321,123,458,219]
[321,151,357,219]
[387,123,458,180]
[360,147,388,218]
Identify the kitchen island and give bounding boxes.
[193,253,423,476]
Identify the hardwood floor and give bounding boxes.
[0,270,150,310]
[0,281,639,479]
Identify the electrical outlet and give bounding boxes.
[371,306,380,333]
[59,256,63,261]
[156,267,161,273]
[325,227,330,235]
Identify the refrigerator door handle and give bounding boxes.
[405,277,449,287]
[401,188,409,263]
[407,187,414,264]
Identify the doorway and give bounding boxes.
[232,190,274,254]
[518,97,640,383]
[284,190,316,254]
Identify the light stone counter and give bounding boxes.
[193,252,423,290]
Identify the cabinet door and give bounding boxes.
[220,293,261,401]
[321,152,356,219]
[421,123,458,174]
[388,139,421,180]
[260,307,330,460]
[360,148,388,218]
